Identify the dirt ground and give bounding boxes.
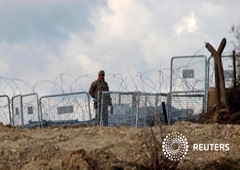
[0,121,240,170]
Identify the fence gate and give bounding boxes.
[169,55,207,123]
[100,91,168,127]
[0,95,11,125]
[40,92,92,127]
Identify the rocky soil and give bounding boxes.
[0,122,240,170]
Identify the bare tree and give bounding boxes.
[230,24,240,81]
[230,24,240,53]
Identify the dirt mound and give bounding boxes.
[0,122,239,169]
[23,148,136,170]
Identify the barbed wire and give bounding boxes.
[0,55,236,98]
[0,69,172,97]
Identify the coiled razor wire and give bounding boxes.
[0,70,171,96]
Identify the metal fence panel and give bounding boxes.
[100,91,168,127]
[99,92,136,127]
[207,55,240,111]
[208,55,237,88]
[137,92,168,127]
[40,92,92,127]
[170,56,207,92]
[21,93,40,128]
[169,56,207,122]
[12,95,22,126]
[169,92,205,123]
[0,95,11,125]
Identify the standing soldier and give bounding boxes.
[89,70,112,126]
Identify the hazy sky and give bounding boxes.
[0,0,239,94]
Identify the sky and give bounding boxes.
[0,0,239,95]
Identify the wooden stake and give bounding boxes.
[233,50,236,88]
[206,38,228,109]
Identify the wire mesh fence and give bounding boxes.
[207,55,240,111]
[170,56,207,92]
[0,95,11,125]
[169,92,205,123]
[22,93,40,128]
[40,92,92,127]
[98,91,138,127]
[208,55,236,88]
[99,91,168,127]
[137,92,168,127]
[12,95,22,126]
[169,56,207,121]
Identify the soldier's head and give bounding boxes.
[98,70,105,80]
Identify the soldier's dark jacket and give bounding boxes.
[89,79,112,109]
[89,79,109,99]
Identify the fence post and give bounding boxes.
[167,93,171,125]
[233,50,237,88]
[155,94,159,125]
[135,92,140,127]
[204,56,208,111]
[162,102,168,125]
[20,95,24,127]
[168,57,174,125]
[97,91,101,126]
[86,93,92,124]
[100,91,104,126]
[11,97,15,126]
[118,93,121,126]
[132,93,136,127]
[36,93,41,128]
[39,98,43,127]
[144,94,147,127]
[6,96,12,126]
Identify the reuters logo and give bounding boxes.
[162,132,188,161]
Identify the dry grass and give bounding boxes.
[139,127,179,170]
